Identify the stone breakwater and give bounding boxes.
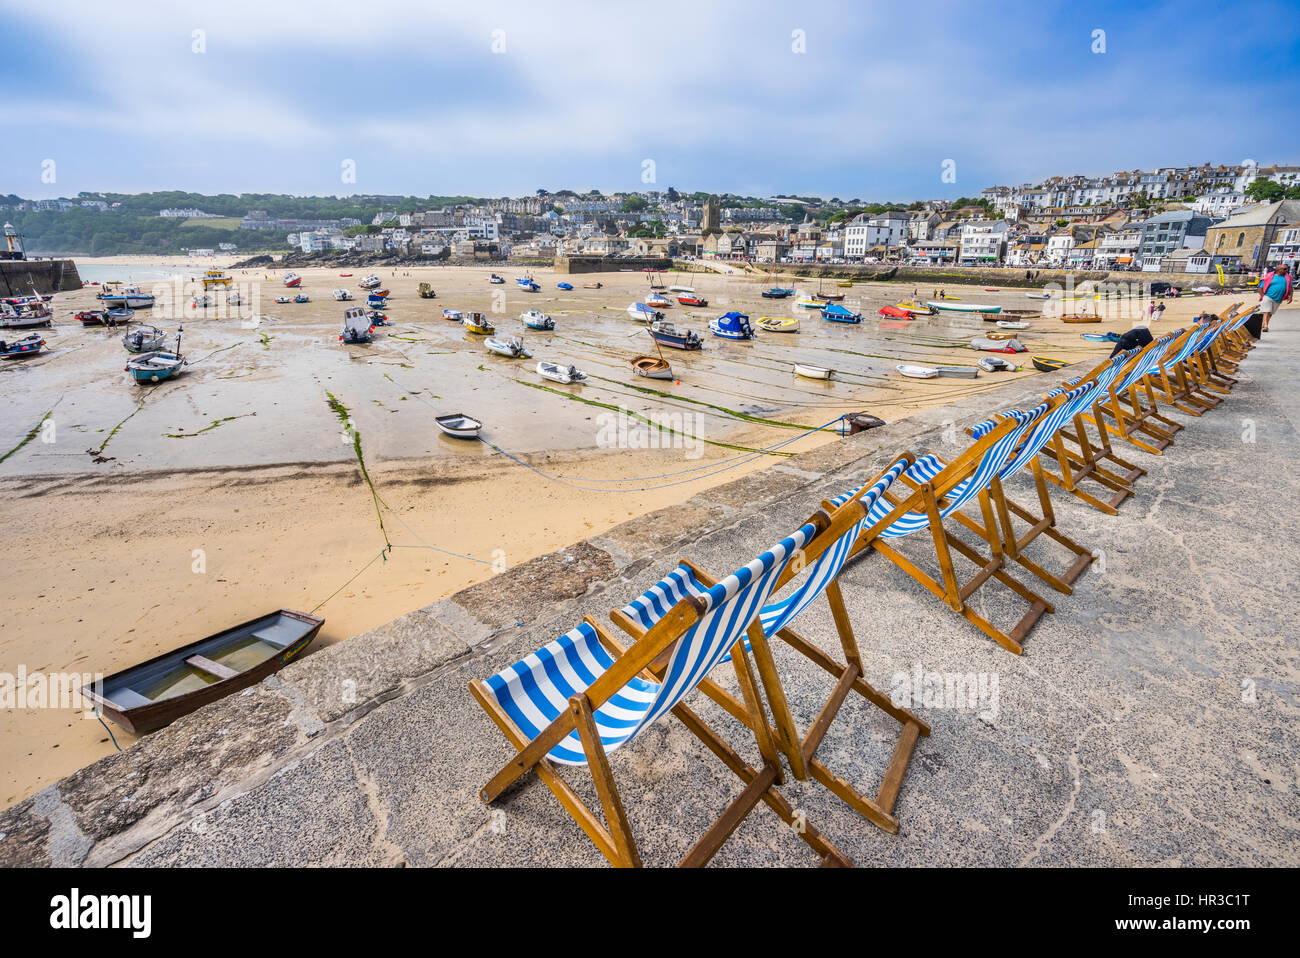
[1,336,1295,868]
[0,259,83,296]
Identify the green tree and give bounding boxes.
[621,196,649,212]
[1246,179,1284,203]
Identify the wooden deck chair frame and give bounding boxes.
[838,416,1059,655]
[1083,334,1185,457]
[1151,320,1230,416]
[1035,353,1146,515]
[470,518,852,868]
[611,496,931,836]
[964,388,1097,598]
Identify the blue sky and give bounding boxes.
[3,0,1298,201]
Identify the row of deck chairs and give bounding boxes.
[469,301,1259,867]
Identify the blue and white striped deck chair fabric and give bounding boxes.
[1045,350,1135,400]
[483,521,817,766]
[988,385,1098,481]
[840,412,1043,540]
[1114,334,1177,393]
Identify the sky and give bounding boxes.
[3,0,1298,202]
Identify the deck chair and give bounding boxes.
[963,383,1098,596]
[1035,350,1145,514]
[1083,332,1185,456]
[1150,320,1229,416]
[613,471,930,835]
[1188,307,1257,393]
[835,408,1057,655]
[470,518,852,867]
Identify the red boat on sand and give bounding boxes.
[677,294,707,307]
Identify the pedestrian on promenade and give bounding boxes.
[1258,263,1292,332]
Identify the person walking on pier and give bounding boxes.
[1258,263,1291,333]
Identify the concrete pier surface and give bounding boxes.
[2,321,1296,867]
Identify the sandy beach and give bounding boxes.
[0,256,1250,806]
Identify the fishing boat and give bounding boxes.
[794,362,834,380]
[1032,356,1070,373]
[105,308,134,325]
[0,306,52,329]
[516,276,540,292]
[645,291,672,309]
[283,272,302,288]
[359,275,382,290]
[650,320,702,350]
[756,316,798,333]
[123,325,167,353]
[340,307,374,344]
[125,330,186,384]
[628,302,663,322]
[878,306,913,319]
[761,288,791,299]
[631,355,673,379]
[1061,314,1102,324]
[794,292,825,310]
[487,274,505,285]
[366,293,388,309]
[1081,331,1121,342]
[441,307,463,321]
[677,293,708,307]
[936,366,978,379]
[272,296,290,305]
[485,336,531,359]
[896,364,940,379]
[417,283,436,298]
[75,310,108,326]
[333,288,354,301]
[201,268,232,289]
[837,281,854,288]
[369,288,390,299]
[582,282,603,290]
[556,282,574,291]
[0,333,46,359]
[709,311,755,340]
[667,284,695,295]
[978,356,1019,372]
[537,361,587,385]
[821,303,862,323]
[996,320,1030,330]
[101,284,155,309]
[293,293,310,304]
[435,413,483,439]
[369,310,391,326]
[82,609,324,735]
[520,308,554,330]
[971,336,1026,353]
[462,313,495,334]
[928,301,1001,314]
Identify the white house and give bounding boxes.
[957,221,1008,264]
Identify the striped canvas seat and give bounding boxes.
[485,521,817,767]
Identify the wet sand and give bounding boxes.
[0,256,1249,805]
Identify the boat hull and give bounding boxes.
[83,610,323,735]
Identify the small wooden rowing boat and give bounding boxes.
[1031,356,1070,372]
[436,413,483,439]
[843,412,884,434]
[897,364,939,379]
[537,361,587,385]
[755,317,798,333]
[1025,292,1051,299]
[462,313,495,334]
[83,609,324,734]
[985,331,1016,341]
[582,282,603,289]
[1061,314,1102,323]
[937,366,978,378]
[996,320,1030,330]
[795,362,834,380]
[631,355,674,379]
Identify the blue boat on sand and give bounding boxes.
[556,282,573,290]
[649,320,703,350]
[821,303,862,324]
[125,328,185,384]
[761,288,793,299]
[709,311,756,340]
